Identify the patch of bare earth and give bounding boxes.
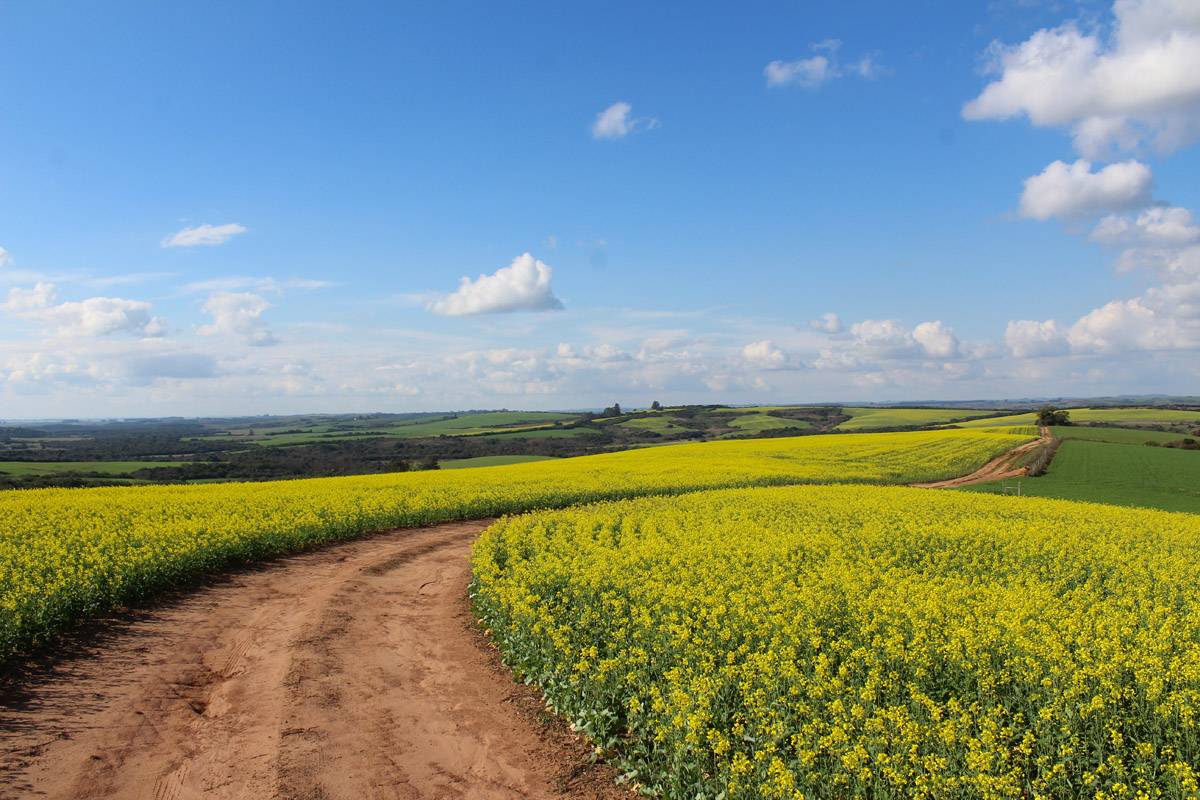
[0,520,626,800]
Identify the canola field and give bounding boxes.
[472,485,1200,800]
[0,429,1023,662]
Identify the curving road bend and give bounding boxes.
[0,521,622,800]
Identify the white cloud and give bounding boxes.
[742,339,787,368]
[0,247,11,268]
[765,56,835,89]
[591,102,657,139]
[1019,159,1152,220]
[198,291,277,346]
[963,1,1200,157]
[3,282,167,338]
[4,282,57,313]
[765,40,882,89]
[162,223,248,248]
[426,252,563,316]
[810,312,843,334]
[1093,205,1200,247]
[850,319,917,355]
[813,318,965,372]
[1005,319,1070,357]
[1068,297,1172,352]
[183,276,334,294]
[912,321,960,358]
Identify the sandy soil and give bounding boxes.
[911,426,1052,489]
[0,520,625,800]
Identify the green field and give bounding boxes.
[957,407,1200,429]
[189,410,584,446]
[1051,425,1186,445]
[439,455,558,469]
[725,412,811,433]
[837,407,996,430]
[0,460,183,477]
[486,426,601,439]
[616,416,693,434]
[1067,407,1200,424]
[964,438,1200,513]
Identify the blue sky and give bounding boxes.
[2,0,1199,416]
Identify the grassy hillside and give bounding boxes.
[837,407,996,430]
[724,412,810,433]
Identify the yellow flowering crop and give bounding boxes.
[472,485,1200,800]
[0,429,1021,661]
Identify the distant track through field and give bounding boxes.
[910,426,1052,489]
[0,521,623,800]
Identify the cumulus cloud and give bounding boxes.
[198,291,277,346]
[912,321,960,358]
[1007,277,1200,358]
[810,312,843,333]
[161,223,248,248]
[742,339,787,369]
[3,282,57,313]
[1019,159,1153,220]
[426,253,563,316]
[850,319,919,355]
[814,319,964,371]
[3,282,167,338]
[765,39,883,89]
[1005,319,1070,357]
[963,0,1200,158]
[591,102,658,139]
[0,246,11,268]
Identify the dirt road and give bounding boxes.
[0,521,623,800]
[911,426,1052,489]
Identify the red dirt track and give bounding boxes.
[0,521,623,800]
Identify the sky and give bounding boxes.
[2,0,1200,417]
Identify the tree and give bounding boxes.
[600,403,623,418]
[650,400,662,411]
[1036,406,1070,426]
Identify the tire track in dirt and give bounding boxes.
[911,426,1053,489]
[0,521,624,800]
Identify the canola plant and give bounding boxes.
[0,429,1022,661]
[472,485,1200,800]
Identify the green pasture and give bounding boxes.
[963,438,1200,514]
[837,407,996,431]
[439,455,559,469]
